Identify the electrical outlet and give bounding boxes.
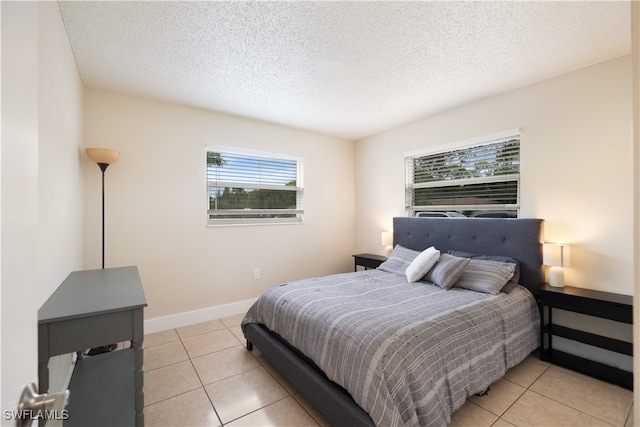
[253,268,261,280]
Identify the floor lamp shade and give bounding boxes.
[86,148,120,167]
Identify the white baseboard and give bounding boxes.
[144,298,257,334]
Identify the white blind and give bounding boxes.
[405,133,520,215]
[207,146,303,225]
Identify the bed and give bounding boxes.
[242,217,544,427]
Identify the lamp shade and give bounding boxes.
[381,232,393,247]
[543,244,570,267]
[86,148,120,165]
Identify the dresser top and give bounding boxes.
[38,266,147,323]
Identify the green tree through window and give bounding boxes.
[406,132,520,218]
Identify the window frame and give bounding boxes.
[206,145,304,226]
[404,129,520,218]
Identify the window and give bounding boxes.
[207,146,303,225]
[405,130,520,218]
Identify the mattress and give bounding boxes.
[242,269,539,427]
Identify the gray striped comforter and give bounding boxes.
[242,270,539,427]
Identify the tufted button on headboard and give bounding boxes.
[393,217,544,292]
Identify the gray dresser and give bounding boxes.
[38,266,147,426]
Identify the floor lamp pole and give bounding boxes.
[85,147,120,269]
[98,163,109,269]
[85,148,120,356]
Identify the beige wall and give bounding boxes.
[83,90,355,319]
[355,55,633,297]
[1,0,40,409]
[1,1,84,408]
[37,2,85,395]
[37,1,85,304]
[84,56,633,322]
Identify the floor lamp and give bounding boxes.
[85,147,120,355]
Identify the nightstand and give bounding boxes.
[537,284,633,389]
[352,253,386,272]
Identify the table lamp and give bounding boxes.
[381,232,393,257]
[543,243,570,287]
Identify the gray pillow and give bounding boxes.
[454,258,516,295]
[424,253,470,289]
[377,245,419,276]
[448,250,520,293]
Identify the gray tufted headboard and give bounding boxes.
[393,217,544,292]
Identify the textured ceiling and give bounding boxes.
[58,1,630,140]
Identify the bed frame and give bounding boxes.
[244,217,544,426]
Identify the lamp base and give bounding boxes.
[548,266,565,287]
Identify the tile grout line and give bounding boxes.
[533,364,633,427]
[450,357,630,427]
[500,362,620,427]
[143,320,250,425]
[179,327,226,427]
[145,323,630,427]
[213,321,255,427]
[169,319,631,426]
[518,360,624,427]
[523,390,619,427]
[217,320,324,426]
[169,319,303,427]
[493,363,552,427]
[246,341,325,426]
[623,404,633,427]
[143,329,200,404]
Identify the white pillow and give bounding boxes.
[405,246,440,283]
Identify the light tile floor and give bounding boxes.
[143,314,635,427]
